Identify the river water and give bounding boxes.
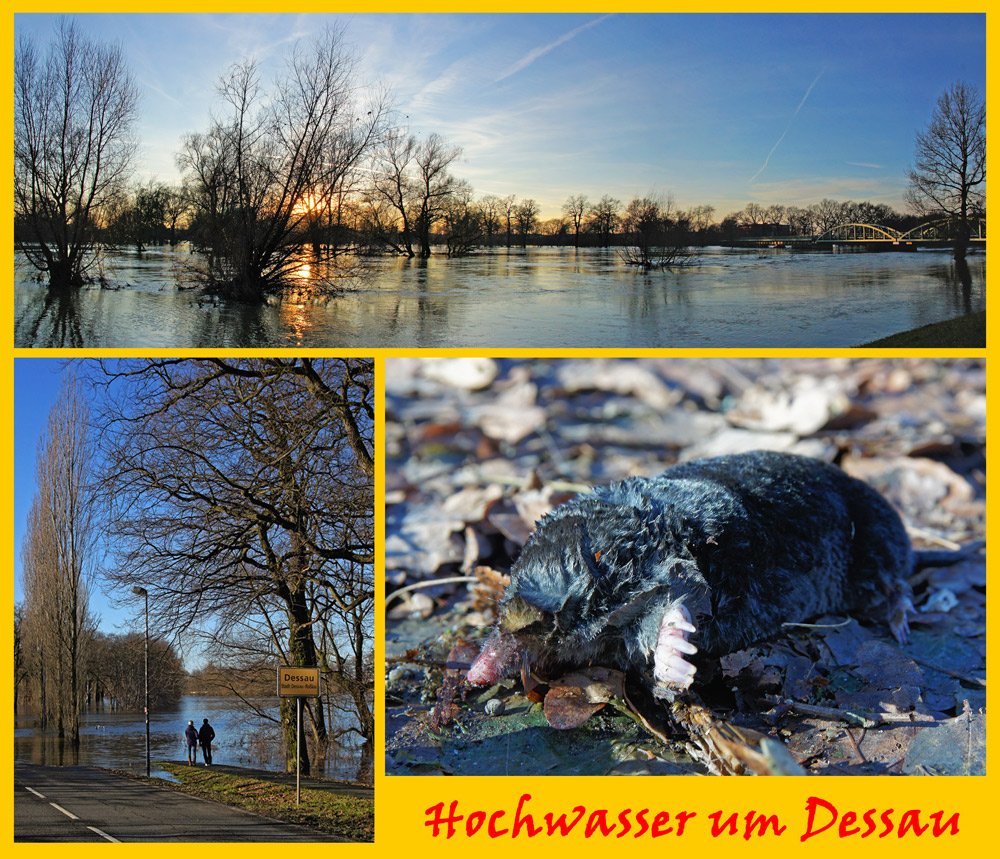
[14,245,984,348]
[14,695,368,783]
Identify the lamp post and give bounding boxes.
[132,586,150,777]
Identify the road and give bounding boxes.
[14,763,352,842]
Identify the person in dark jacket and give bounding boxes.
[198,718,216,765]
[184,721,199,765]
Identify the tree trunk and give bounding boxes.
[282,578,328,776]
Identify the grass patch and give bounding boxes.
[857,311,985,347]
[156,763,374,841]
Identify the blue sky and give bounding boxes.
[14,13,985,219]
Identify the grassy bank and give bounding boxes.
[155,763,374,841]
[857,311,985,347]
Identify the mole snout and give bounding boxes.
[468,450,913,694]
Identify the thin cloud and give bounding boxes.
[495,14,613,83]
[140,78,184,107]
[750,68,826,183]
[846,161,884,169]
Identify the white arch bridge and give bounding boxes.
[814,218,986,245]
[731,218,985,249]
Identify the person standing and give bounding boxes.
[184,720,199,765]
[198,718,216,766]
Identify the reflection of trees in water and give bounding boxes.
[13,248,988,348]
[928,257,983,317]
[621,270,694,323]
[411,260,453,343]
[394,258,451,342]
[15,287,91,348]
[189,295,272,348]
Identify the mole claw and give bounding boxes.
[672,637,699,656]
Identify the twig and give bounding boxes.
[904,524,963,551]
[478,473,592,494]
[782,617,853,631]
[385,576,478,607]
[763,695,939,729]
[909,656,986,687]
[844,726,867,763]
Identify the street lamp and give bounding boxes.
[132,586,150,777]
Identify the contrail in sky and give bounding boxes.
[495,14,613,83]
[750,68,827,183]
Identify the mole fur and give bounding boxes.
[466,450,913,692]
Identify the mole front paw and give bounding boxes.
[886,581,915,644]
[653,604,699,689]
[889,594,914,644]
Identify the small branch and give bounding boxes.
[909,656,986,687]
[844,726,867,763]
[476,473,592,494]
[905,524,963,551]
[764,695,939,729]
[782,617,853,631]
[385,576,478,608]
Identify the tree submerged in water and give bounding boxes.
[617,195,695,269]
[178,27,388,303]
[14,20,140,291]
[906,81,986,261]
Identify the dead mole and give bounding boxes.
[466,450,914,695]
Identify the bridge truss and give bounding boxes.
[815,218,986,244]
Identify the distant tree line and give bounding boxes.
[14,19,985,296]
[16,606,184,721]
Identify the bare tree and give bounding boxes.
[478,195,504,247]
[501,195,518,248]
[441,182,484,257]
[314,561,373,781]
[96,358,374,775]
[162,185,193,245]
[907,81,986,259]
[808,198,844,234]
[562,194,588,247]
[738,202,766,233]
[763,204,787,232]
[786,206,815,236]
[514,199,540,246]
[411,134,463,257]
[367,130,419,256]
[88,632,183,711]
[619,195,693,268]
[14,605,28,715]
[178,27,388,300]
[14,19,140,289]
[687,204,716,235]
[586,195,621,246]
[21,500,59,729]
[368,131,463,257]
[20,373,98,742]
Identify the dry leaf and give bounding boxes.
[543,668,625,730]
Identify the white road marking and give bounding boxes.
[25,784,119,841]
[87,826,121,843]
[49,803,80,820]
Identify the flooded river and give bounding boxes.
[14,245,984,348]
[14,695,369,783]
